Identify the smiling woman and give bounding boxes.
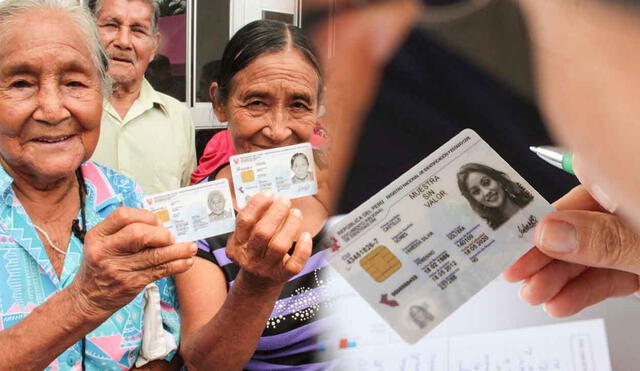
[457,163,533,229]
[0,0,195,369]
[176,20,332,371]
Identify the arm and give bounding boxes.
[0,208,196,369]
[177,260,283,370]
[0,284,111,370]
[178,193,312,370]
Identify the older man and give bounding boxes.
[91,0,196,194]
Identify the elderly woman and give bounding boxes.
[176,20,331,370]
[457,163,533,230]
[0,0,195,369]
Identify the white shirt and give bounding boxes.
[92,79,196,194]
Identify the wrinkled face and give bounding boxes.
[465,171,505,208]
[208,192,225,214]
[218,49,320,154]
[0,11,102,182]
[96,0,158,86]
[292,155,309,179]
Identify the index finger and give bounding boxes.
[554,185,607,212]
[93,207,160,238]
[233,191,275,245]
[502,246,554,282]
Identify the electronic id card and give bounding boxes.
[229,143,318,208]
[143,179,235,243]
[322,129,554,343]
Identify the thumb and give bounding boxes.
[535,210,640,274]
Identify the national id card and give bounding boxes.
[229,143,318,208]
[143,179,235,243]
[322,129,554,343]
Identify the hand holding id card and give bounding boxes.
[229,143,318,208]
[323,129,554,343]
[143,179,235,243]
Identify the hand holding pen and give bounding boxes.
[502,145,640,317]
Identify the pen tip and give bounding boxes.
[529,146,538,153]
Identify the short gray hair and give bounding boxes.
[0,0,111,95]
[92,0,160,34]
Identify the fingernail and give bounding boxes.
[278,196,291,206]
[518,283,529,301]
[591,184,618,213]
[536,220,577,253]
[190,243,197,253]
[301,232,311,241]
[542,303,548,313]
[291,208,302,217]
[170,233,176,244]
[262,190,274,198]
[186,258,194,265]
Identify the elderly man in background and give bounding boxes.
[90,0,196,194]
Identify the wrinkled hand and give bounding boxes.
[72,207,197,318]
[227,192,312,288]
[503,185,640,317]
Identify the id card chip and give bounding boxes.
[241,170,255,183]
[154,209,170,223]
[360,246,402,282]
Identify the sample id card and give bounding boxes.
[322,129,554,343]
[229,143,318,208]
[143,179,235,243]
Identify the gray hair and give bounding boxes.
[0,0,111,95]
[92,0,160,34]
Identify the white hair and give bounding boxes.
[0,0,111,95]
[92,0,160,34]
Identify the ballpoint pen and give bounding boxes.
[529,146,575,175]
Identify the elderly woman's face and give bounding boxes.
[466,171,505,208]
[292,155,309,179]
[208,193,225,214]
[219,49,319,154]
[0,11,102,181]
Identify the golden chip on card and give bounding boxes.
[360,246,402,282]
[241,170,255,183]
[154,209,170,223]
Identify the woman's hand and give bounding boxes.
[503,185,640,317]
[227,191,312,289]
[71,207,197,319]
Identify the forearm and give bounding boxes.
[182,271,283,371]
[0,284,109,370]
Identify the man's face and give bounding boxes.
[96,0,158,87]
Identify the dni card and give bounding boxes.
[229,143,318,208]
[323,129,554,343]
[143,179,235,243]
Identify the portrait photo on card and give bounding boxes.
[457,163,533,230]
[407,301,435,330]
[290,152,314,184]
[207,190,233,222]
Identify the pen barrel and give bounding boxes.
[562,153,575,175]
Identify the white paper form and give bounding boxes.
[330,319,611,371]
[320,270,612,371]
